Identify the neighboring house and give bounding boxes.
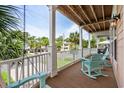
[61,42,70,51]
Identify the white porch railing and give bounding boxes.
[0,48,97,88]
[57,48,97,71]
[0,52,50,88]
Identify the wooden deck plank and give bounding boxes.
[47,62,117,88]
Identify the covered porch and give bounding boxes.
[45,5,118,88]
[0,5,123,88]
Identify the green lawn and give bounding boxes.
[57,57,73,68]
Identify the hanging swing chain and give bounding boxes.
[19,5,26,82]
[19,5,40,83]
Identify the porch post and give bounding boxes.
[109,27,113,58]
[88,33,91,54]
[112,26,116,60]
[48,5,57,77]
[96,36,99,49]
[79,26,83,58]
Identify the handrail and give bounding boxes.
[0,52,50,65]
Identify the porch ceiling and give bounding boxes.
[57,5,113,33]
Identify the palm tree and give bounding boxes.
[0,31,24,60]
[56,36,63,51]
[0,5,20,31]
[90,35,97,48]
[68,32,79,49]
[41,37,49,47]
[28,36,37,49]
[0,5,22,60]
[36,37,43,48]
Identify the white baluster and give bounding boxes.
[41,55,43,72]
[27,58,30,87]
[15,61,19,81]
[39,55,41,72]
[31,57,34,85]
[7,62,11,85]
[35,56,38,82]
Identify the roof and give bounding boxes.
[57,5,113,33]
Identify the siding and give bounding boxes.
[113,5,124,88]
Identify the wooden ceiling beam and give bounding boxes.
[102,5,105,30]
[67,5,92,32]
[78,5,96,32]
[82,19,112,27]
[67,5,85,24]
[90,5,101,30]
[58,6,80,25]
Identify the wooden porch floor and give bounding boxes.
[47,62,118,88]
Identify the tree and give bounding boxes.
[41,37,49,47]
[0,5,23,60]
[82,39,88,48]
[68,32,79,49]
[36,37,43,48]
[0,31,24,60]
[90,35,97,48]
[56,36,63,51]
[28,36,37,49]
[0,5,20,31]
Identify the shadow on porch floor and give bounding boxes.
[46,62,118,88]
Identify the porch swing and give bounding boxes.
[7,5,47,88]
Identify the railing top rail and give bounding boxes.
[57,49,81,53]
[0,52,50,65]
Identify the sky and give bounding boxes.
[19,5,89,40]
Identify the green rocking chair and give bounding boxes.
[91,47,111,67]
[81,54,108,79]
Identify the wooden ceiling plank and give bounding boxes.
[90,5,101,31]
[79,5,96,32]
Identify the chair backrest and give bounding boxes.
[102,48,109,60]
[91,54,102,68]
[91,61,101,68]
[91,54,102,61]
[103,47,107,54]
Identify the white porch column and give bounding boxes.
[48,6,57,77]
[109,27,113,58]
[88,33,91,54]
[79,26,83,58]
[112,27,116,60]
[96,37,99,49]
[88,33,91,48]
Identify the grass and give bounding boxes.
[1,71,14,85]
[57,57,73,68]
